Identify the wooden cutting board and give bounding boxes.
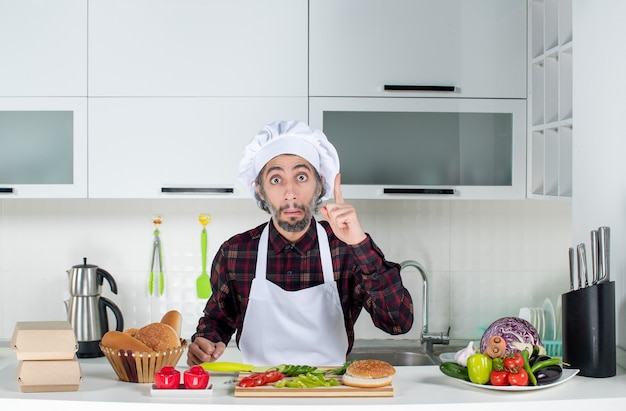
[234,373,394,398]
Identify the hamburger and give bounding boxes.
[341,359,396,388]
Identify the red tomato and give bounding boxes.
[503,353,525,373]
[489,370,509,386]
[183,365,210,389]
[262,370,285,383]
[508,369,529,386]
[154,366,180,389]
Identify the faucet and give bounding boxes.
[400,260,450,353]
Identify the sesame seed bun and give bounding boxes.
[341,359,396,388]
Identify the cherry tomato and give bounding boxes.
[154,366,180,389]
[262,370,285,383]
[504,353,525,373]
[489,370,509,386]
[508,369,529,386]
[183,365,210,389]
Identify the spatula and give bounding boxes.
[196,214,212,299]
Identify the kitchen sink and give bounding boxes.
[347,339,469,366]
[347,349,439,366]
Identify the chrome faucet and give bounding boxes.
[400,260,450,353]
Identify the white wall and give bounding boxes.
[0,198,571,345]
[572,0,626,367]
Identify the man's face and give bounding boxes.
[257,154,321,234]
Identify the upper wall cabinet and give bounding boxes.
[88,0,308,97]
[88,97,308,198]
[0,0,87,97]
[309,0,527,99]
[0,97,88,198]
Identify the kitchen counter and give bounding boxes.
[1,346,626,410]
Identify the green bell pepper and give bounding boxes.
[467,353,493,385]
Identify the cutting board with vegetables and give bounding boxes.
[234,373,394,398]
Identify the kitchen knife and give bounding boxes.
[590,230,599,285]
[598,226,610,283]
[568,247,575,290]
[576,243,588,288]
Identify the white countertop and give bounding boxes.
[1,346,626,410]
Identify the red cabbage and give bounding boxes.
[480,317,543,355]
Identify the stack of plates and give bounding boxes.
[518,298,557,341]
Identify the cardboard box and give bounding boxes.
[11,321,78,360]
[16,357,82,393]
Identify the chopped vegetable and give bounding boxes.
[329,361,353,375]
[274,373,339,388]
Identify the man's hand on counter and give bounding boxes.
[187,337,226,366]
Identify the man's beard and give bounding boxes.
[267,197,317,233]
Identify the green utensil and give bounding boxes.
[196,214,212,299]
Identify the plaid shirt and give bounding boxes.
[192,218,414,354]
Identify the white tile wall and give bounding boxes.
[0,198,571,344]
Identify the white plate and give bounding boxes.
[543,298,557,340]
[445,369,579,391]
[150,384,213,398]
[439,352,457,363]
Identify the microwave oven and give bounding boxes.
[309,97,526,199]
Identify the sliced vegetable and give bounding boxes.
[439,362,470,381]
[467,353,492,385]
[276,364,320,377]
[330,361,353,375]
[274,373,339,388]
[483,335,507,358]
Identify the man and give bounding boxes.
[187,120,413,366]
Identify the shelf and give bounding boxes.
[528,0,573,199]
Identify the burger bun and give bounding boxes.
[341,359,396,388]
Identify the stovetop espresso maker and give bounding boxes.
[65,258,124,358]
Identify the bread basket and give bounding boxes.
[100,339,187,383]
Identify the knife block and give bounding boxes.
[561,281,616,377]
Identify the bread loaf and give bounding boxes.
[123,327,138,337]
[134,323,180,351]
[160,310,182,338]
[101,330,154,353]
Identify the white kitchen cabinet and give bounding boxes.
[0,0,87,97]
[0,98,87,198]
[88,0,307,97]
[528,0,573,198]
[309,0,527,99]
[310,97,527,199]
[88,97,308,198]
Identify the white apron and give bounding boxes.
[239,222,349,366]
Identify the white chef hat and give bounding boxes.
[238,120,340,203]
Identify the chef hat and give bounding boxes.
[238,120,340,203]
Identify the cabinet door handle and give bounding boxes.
[161,187,234,194]
[384,85,457,92]
[383,188,455,195]
[0,187,14,194]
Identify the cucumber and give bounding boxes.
[439,362,470,381]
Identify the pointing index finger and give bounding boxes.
[333,173,344,204]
